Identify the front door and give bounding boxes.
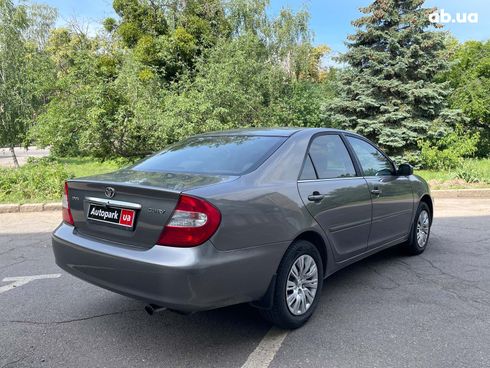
[297,134,372,262]
[345,136,414,248]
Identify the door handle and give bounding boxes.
[308,192,325,202]
[370,189,382,196]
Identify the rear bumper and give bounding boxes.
[52,223,288,312]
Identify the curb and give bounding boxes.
[0,202,61,214]
[431,188,490,199]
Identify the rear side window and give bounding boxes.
[304,135,356,179]
[300,154,317,180]
[132,135,286,176]
[346,136,394,176]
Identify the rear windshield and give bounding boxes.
[132,135,287,175]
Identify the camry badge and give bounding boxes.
[148,208,166,214]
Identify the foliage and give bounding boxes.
[31,0,333,158]
[325,0,456,160]
[443,40,490,157]
[31,28,165,158]
[109,0,229,81]
[418,126,480,170]
[0,0,29,158]
[0,0,56,166]
[159,33,335,144]
[0,157,73,203]
[10,0,488,168]
[30,28,105,156]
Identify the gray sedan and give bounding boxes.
[52,128,433,328]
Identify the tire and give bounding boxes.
[260,240,324,329]
[405,202,432,255]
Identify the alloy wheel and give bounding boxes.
[286,254,319,315]
[416,210,430,248]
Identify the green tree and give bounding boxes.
[0,0,55,166]
[32,28,102,156]
[326,0,456,160]
[226,0,328,82]
[107,0,230,83]
[111,0,168,47]
[33,0,334,158]
[160,34,334,142]
[158,1,334,143]
[0,0,30,166]
[160,34,285,142]
[445,40,490,157]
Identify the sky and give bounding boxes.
[40,0,489,57]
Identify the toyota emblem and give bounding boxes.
[105,187,115,198]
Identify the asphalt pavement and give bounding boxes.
[0,147,50,168]
[1,198,489,368]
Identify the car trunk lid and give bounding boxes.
[66,169,236,249]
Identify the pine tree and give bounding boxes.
[326,0,452,160]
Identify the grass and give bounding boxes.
[56,157,126,178]
[416,158,490,190]
[0,157,128,204]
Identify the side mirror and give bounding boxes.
[397,163,413,176]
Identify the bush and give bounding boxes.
[418,126,480,170]
[0,157,74,203]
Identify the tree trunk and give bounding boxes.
[9,145,19,168]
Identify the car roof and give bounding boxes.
[196,127,350,138]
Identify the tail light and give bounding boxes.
[157,194,221,247]
[62,181,74,225]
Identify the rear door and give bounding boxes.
[345,135,414,248]
[297,133,372,262]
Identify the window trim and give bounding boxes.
[297,132,362,181]
[343,133,397,177]
[297,176,364,183]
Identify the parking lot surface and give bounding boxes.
[1,198,489,368]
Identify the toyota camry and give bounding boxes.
[52,128,433,329]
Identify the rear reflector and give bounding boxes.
[157,194,221,247]
[62,181,74,225]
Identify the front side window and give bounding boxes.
[303,135,356,179]
[347,136,394,176]
[133,135,286,176]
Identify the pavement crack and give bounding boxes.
[419,256,490,291]
[397,258,490,310]
[459,236,490,244]
[2,309,140,325]
[366,265,401,289]
[0,256,27,270]
[0,247,16,256]
[1,356,26,368]
[419,256,448,275]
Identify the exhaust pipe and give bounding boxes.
[144,304,167,315]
